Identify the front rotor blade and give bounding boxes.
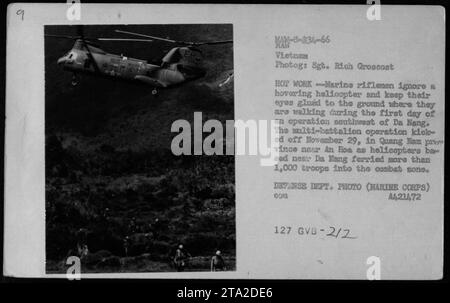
[45,34,100,41]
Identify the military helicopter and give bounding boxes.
[46,27,233,95]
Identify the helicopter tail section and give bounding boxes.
[161,47,203,67]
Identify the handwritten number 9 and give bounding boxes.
[16,9,24,21]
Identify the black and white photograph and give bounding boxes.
[44,24,235,273]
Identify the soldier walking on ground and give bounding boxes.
[211,250,226,271]
[173,244,191,272]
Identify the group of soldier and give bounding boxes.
[173,244,227,272]
[75,213,227,272]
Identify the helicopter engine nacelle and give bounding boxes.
[162,47,206,79]
[162,47,203,67]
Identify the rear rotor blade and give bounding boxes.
[77,27,101,73]
[97,38,154,42]
[115,30,179,44]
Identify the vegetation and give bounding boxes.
[46,136,235,272]
[45,24,235,273]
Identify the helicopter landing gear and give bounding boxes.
[71,74,79,86]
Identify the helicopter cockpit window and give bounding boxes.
[177,64,199,75]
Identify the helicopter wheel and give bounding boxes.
[71,74,79,86]
[151,89,158,96]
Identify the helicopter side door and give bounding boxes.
[105,56,140,80]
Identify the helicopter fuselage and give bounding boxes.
[57,40,206,89]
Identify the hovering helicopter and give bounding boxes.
[46,27,233,95]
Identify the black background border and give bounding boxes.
[0,0,448,299]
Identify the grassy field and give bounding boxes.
[47,255,236,273]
